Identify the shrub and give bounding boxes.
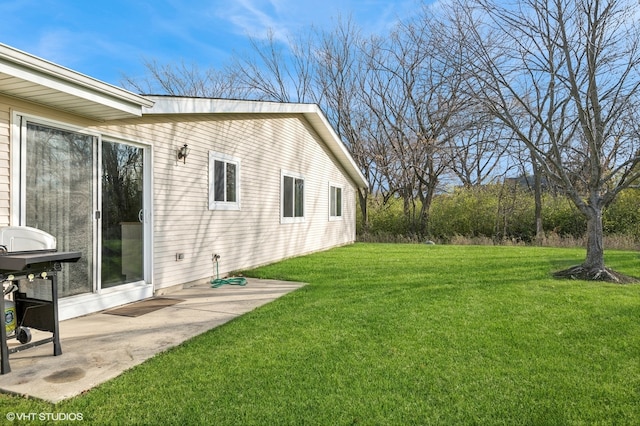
[603,189,640,239]
[429,185,498,239]
[429,184,535,242]
[542,195,586,238]
[357,185,639,248]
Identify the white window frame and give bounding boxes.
[209,151,241,211]
[281,170,305,224]
[329,182,343,221]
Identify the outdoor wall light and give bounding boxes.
[177,144,189,164]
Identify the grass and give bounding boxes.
[1,243,639,425]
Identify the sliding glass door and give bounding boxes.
[25,122,95,297]
[21,120,148,298]
[101,140,145,288]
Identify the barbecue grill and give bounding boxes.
[1,226,81,374]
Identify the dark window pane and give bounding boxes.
[330,186,336,216]
[283,176,294,217]
[226,163,236,202]
[214,160,225,201]
[336,187,342,216]
[294,178,304,217]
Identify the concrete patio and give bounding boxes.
[1,279,305,403]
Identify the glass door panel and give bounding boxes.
[101,141,144,288]
[25,123,94,297]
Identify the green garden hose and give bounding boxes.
[210,256,247,288]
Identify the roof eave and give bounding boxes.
[301,110,369,190]
[0,43,153,120]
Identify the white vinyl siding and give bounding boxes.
[0,102,10,227]
[0,98,358,295]
[92,113,357,290]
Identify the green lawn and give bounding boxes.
[2,244,639,425]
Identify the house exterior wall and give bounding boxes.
[0,94,359,298]
[0,99,11,226]
[92,113,358,291]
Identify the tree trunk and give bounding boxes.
[553,203,636,282]
[583,206,605,270]
[417,184,436,238]
[531,156,545,245]
[357,188,369,233]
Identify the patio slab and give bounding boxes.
[0,279,305,403]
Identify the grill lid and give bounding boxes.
[0,226,56,253]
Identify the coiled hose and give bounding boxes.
[210,255,247,288]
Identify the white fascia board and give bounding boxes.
[143,96,316,115]
[0,43,153,116]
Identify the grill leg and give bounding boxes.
[50,273,62,356]
[1,294,10,374]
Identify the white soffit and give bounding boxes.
[0,43,153,120]
[144,96,368,189]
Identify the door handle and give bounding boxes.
[138,209,144,223]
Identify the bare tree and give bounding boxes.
[454,0,640,281]
[447,111,513,187]
[227,29,318,102]
[121,59,246,98]
[311,17,379,230]
[359,9,471,237]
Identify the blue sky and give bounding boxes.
[0,0,422,87]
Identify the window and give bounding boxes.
[209,152,240,210]
[329,184,343,220]
[282,171,304,223]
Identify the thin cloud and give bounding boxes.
[220,0,288,41]
[218,0,420,42]
[32,28,91,68]
[0,0,427,85]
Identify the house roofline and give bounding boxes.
[0,43,367,189]
[0,43,153,120]
[144,96,368,189]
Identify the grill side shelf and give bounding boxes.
[0,251,81,274]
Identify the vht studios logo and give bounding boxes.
[6,412,84,421]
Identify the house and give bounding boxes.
[0,43,367,320]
